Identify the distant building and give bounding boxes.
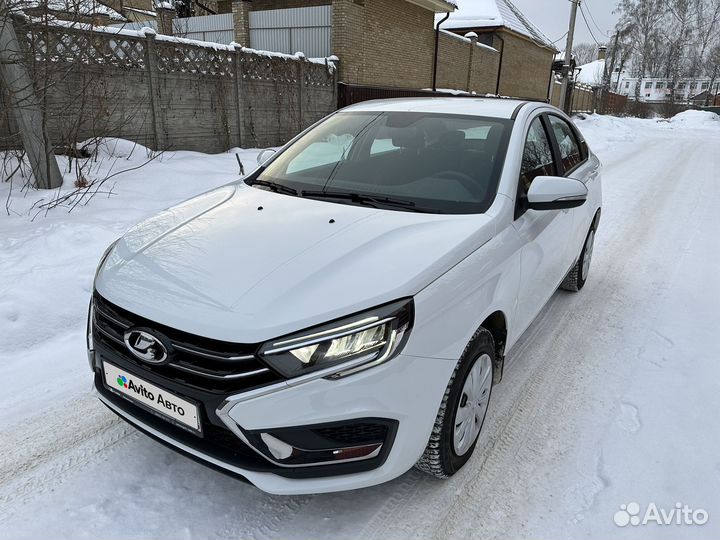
[613,71,720,103]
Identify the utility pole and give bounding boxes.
[558,0,580,113]
[0,4,63,189]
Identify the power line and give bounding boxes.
[579,3,601,45]
[582,0,610,38]
[551,31,569,45]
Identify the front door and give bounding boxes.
[512,115,573,335]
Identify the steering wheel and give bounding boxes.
[434,170,481,196]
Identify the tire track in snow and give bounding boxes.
[0,394,136,520]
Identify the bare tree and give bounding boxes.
[614,0,720,90]
[1,0,163,209]
[688,0,720,76]
[605,21,636,90]
[662,0,696,101]
[615,0,668,98]
[573,42,599,66]
[704,43,720,103]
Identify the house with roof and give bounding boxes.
[15,0,174,26]
[16,0,127,25]
[440,0,558,100]
[229,0,501,95]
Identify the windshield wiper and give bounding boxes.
[301,190,420,210]
[249,179,298,196]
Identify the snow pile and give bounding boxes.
[574,110,720,154]
[573,114,642,154]
[0,141,262,366]
[667,109,720,127]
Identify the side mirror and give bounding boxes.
[256,148,276,165]
[527,176,588,211]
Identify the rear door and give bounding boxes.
[512,113,573,334]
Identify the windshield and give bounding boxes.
[247,111,512,214]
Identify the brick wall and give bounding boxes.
[331,0,367,84]
[491,30,553,100]
[231,1,251,46]
[436,31,500,94]
[249,0,331,9]
[332,0,435,88]
[332,0,498,93]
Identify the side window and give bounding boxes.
[548,116,583,172]
[520,117,556,195]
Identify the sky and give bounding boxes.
[454,0,620,48]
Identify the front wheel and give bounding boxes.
[561,223,597,292]
[415,328,495,478]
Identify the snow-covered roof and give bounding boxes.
[576,59,605,86]
[15,0,126,20]
[406,0,457,12]
[439,0,555,50]
[123,6,157,17]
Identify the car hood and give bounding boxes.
[96,183,496,343]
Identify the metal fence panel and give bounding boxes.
[251,28,291,53]
[249,5,331,57]
[173,13,234,44]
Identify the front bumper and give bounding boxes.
[92,351,455,494]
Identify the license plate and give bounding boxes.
[103,361,201,432]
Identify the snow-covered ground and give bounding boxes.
[1,111,719,539]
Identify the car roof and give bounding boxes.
[340,97,530,120]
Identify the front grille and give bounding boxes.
[92,292,283,394]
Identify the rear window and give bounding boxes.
[548,115,584,172]
[251,111,512,214]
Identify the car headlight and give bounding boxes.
[258,299,414,379]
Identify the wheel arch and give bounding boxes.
[479,310,508,384]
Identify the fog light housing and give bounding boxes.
[242,419,398,468]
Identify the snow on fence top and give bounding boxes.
[440,29,498,53]
[17,16,337,80]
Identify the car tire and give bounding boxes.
[561,221,597,292]
[415,327,495,479]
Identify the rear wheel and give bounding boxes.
[415,328,494,478]
[561,224,596,292]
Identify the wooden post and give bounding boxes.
[0,9,63,189]
[329,57,338,110]
[297,57,305,133]
[143,28,163,150]
[232,44,244,149]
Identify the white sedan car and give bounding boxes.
[89,98,602,494]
